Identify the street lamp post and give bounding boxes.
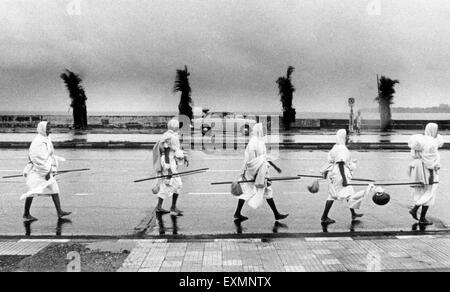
[348,97,355,133]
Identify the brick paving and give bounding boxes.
[0,239,60,256]
[117,235,450,272]
[1,235,450,272]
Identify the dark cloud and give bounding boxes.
[1,0,449,113]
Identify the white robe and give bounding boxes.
[153,130,185,200]
[321,130,366,209]
[408,126,444,207]
[238,136,273,209]
[21,125,61,200]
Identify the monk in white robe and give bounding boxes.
[234,123,288,221]
[152,119,188,216]
[320,129,366,224]
[408,123,445,225]
[22,121,71,222]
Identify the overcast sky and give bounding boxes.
[1,0,449,114]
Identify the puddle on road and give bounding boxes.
[23,218,73,237]
[147,211,449,237]
[72,193,91,197]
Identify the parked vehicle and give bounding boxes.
[125,122,144,130]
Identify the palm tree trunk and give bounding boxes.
[283,111,290,131]
[379,100,391,132]
[72,106,78,129]
[82,105,88,130]
[73,104,83,130]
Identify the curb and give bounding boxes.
[0,142,441,150]
[0,229,449,241]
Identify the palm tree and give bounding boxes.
[60,69,88,130]
[375,75,399,132]
[276,66,296,130]
[174,65,193,121]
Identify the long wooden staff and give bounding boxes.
[349,182,430,187]
[297,174,375,182]
[211,176,300,186]
[268,161,282,174]
[2,168,91,179]
[134,168,209,183]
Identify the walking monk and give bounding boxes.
[320,129,365,224]
[152,119,188,216]
[22,121,71,222]
[408,123,445,225]
[234,123,288,222]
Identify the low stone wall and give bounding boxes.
[292,119,321,129]
[1,115,448,130]
[318,119,450,130]
[0,115,43,128]
[0,115,175,129]
[84,116,175,129]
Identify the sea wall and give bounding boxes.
[0,115,175,129]
[0,114,449,130]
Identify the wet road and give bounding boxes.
[0,149,449,237]
[0,132,448,144]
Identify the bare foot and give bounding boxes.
[58,211,72,219]
[234,214,249,222]
[23,215,38,222]
[321,217,336,224]
[419,219,433,226]
[170,208,184,216]
[155,207,170,214]
[275,213,289,221]
[352,213,364,221]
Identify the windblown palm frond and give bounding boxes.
[375,76,399,104]
[60,69,88,130]
[174,65,193,120]
[375,75,399,132]
[276,66,296,130]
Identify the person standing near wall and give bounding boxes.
[354,111,363,135]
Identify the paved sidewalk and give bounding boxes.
[0,239,69,256]
[2,235,450,272]
[118,235,450,272]
[0,240,53,256]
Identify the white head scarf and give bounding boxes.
[153,119,184,172]
[28,121,60,172]
[251,123,264,140]
[425,123,438,138]
[408,122,444,170]
[423,123,444,148]
[168,119,180,132]
[336,129,347,145]
[37,121,49,137]
[327,129,351,164]
[244,123,267,163]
